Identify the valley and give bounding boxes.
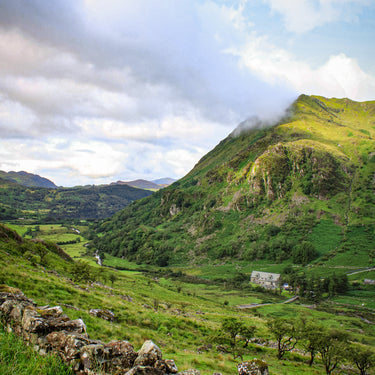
[1,221,374,374]
[1,95,375,374]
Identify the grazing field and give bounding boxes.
[1,223,374,374]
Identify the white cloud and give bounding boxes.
[233,36,375,101]
[0,0,373,186]
[264,0,370,33]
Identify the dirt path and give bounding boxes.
[346,266,375,276]
[237,295,299,309]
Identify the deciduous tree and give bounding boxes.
[317,329,348,375]
[213,317,256,360]
[348,344,375,375]
[267,317,298,359]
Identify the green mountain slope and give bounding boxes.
[94,95,375,268]
[2,222,374,375]
[0,180,152,221]
[0,170,57,188]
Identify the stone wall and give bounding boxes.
[0,286,268,375]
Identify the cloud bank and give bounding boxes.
[0,0,374,186]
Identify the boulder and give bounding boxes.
[155,359,178,373]
[154,359,178,373]
[49,318,87,333]
[177,370,201,375]
[80,344,106,370]
[125,366,165,375]
[134,340,162,367]
[38,305,64,317]
[89,308,115,322]
[237,360,269,375]
[105,340,137,370]
[22,306,49,333]
[46,331,97,364]
[165,359,178,373]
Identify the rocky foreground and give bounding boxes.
[0,285,268,375]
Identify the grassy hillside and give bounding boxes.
[0,170,57,188]
[94,95,375,272]
[0,180,152,221]
[1,223,374,375]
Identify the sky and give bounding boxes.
[0,0,374,187]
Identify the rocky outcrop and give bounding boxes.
[0,286,183,375]
[248,141,351,201]
[0,286,270,375]
[237,359,269,375]
[89,308,115,321]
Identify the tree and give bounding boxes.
[34,243,48,265]
[292,241,318,265]
[327,273,349,297]
[213,317,256,360]
[300,320,324,366]
[267,317,298,359]
[109,273,118,286]
[71,260,93,283]
[317,329,348,375]
[348,344,375,375]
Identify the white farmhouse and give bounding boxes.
[250,271,280,289]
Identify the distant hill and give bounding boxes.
[112,178,176,190]
[151,177,176,186]
[0,170,57,188]
[95,95,375,268]
[0,179,152,221]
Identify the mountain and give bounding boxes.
[94,95,375,268]
[151,177,176,186]
[0,170,57,188]
[113,179,162,190]
[112,178,175,190]
[0,180,152,221]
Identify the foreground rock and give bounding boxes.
[1,285,269,375]
[238,360,269,375]
[0,286,184,375]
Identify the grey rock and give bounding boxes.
[237,360,269,375]
[134,340,162,367]
[125,366,164,375]
[178,370,201,375]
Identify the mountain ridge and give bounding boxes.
[111,178,175,190]
[94,94,375,268]
[0,180,152,221]
[0,170,58,188]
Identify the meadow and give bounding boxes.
[1,223,374,374]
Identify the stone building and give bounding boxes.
[250,271,280,289]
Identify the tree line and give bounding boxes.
[212,316,374,375]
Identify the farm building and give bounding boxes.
[250,271,281,289]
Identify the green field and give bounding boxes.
[1,223,374,375]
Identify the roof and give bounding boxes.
[251,271,280,281]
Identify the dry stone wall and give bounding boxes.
[0,286,268,375]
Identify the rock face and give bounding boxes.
[1,286,269,375]
[0,286,186,375]
[248,142,351,201]
[238,360,269,375]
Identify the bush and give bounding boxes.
[292,241,319,265]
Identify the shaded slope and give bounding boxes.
[0,171,57,188]
[0,181,152,221]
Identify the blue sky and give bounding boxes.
[0,0,374,186]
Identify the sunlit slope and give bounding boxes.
[95,95,375,267]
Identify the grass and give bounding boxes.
[1,223,375,375]
[308,219,342,255]
[0,324,73,375]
